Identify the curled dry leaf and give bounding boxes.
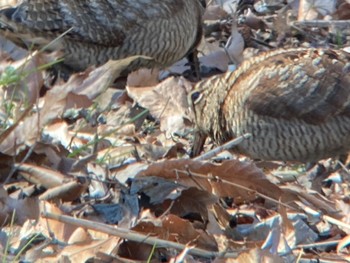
[39,179,89,202]
[198,41,231,72]
[130,176,187,204]
[224,21,245,65]
[130,174,217,222]
[43,120,85,150]
[161,214,218,251]
[87,163,109,199]
[14,163,88,201]
[14,163,66,188]
[135,159,283,203]
[62,58,141,101]
[67,227,92,245]
[199,20,244,72]
[169,188,218,222]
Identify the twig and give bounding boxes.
[194,133,251,161]
[323,214,350,232]
[296,240,339,249]
[41,211,239,259]
[292,20,350,28]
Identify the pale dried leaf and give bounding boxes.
[39,179,89,201]
[127,76,193,137]
[337,234,350,254]
[234,247,284,263]
[67,227,92,245]
[39,202,78,242]
[15,163,67,188]
[127,68,160,87]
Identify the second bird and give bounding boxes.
[0,0,204,71]
[189,48,350,162]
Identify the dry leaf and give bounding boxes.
[127,76,193,137]
[234,247,284,263]
[14,163,67,188]
[136,159,284,203]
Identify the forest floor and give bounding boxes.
[0,0,350,262]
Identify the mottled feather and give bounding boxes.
[0,0,203,70]
[190,48,350,162]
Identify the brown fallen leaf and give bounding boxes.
[67,227,92,245]
[127,76,193,137]
[127,68,160,87]
[0,186,39,225]
[14,163,66,188]
[119,213,218,260]
[135,159,284,203]
[39,179,89,202]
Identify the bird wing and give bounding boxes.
[0,0,186,47]
[243,49,350,125]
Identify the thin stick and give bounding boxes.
[292,20,350,28]
[194,133,251,161]
[296,240,339,249]
[41,211,239,259]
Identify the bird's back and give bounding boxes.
[0,0,203,70]
[190,48,350,162]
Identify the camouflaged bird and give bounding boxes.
[0,0,204,71]
[189,48,350,162]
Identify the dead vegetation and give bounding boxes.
[0,0,350,262]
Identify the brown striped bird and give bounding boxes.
[0,0,204,72]
[189,48,350,162]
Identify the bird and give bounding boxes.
[0,0,204,72]
[189,48,350,162]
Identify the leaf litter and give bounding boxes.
[0,0,350,262]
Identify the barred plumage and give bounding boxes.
[189,48,350,162]
[0,0,203,71]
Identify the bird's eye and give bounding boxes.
[191,91,202,104]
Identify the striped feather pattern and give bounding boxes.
[0,0,203,71]
[189,48,350,162]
